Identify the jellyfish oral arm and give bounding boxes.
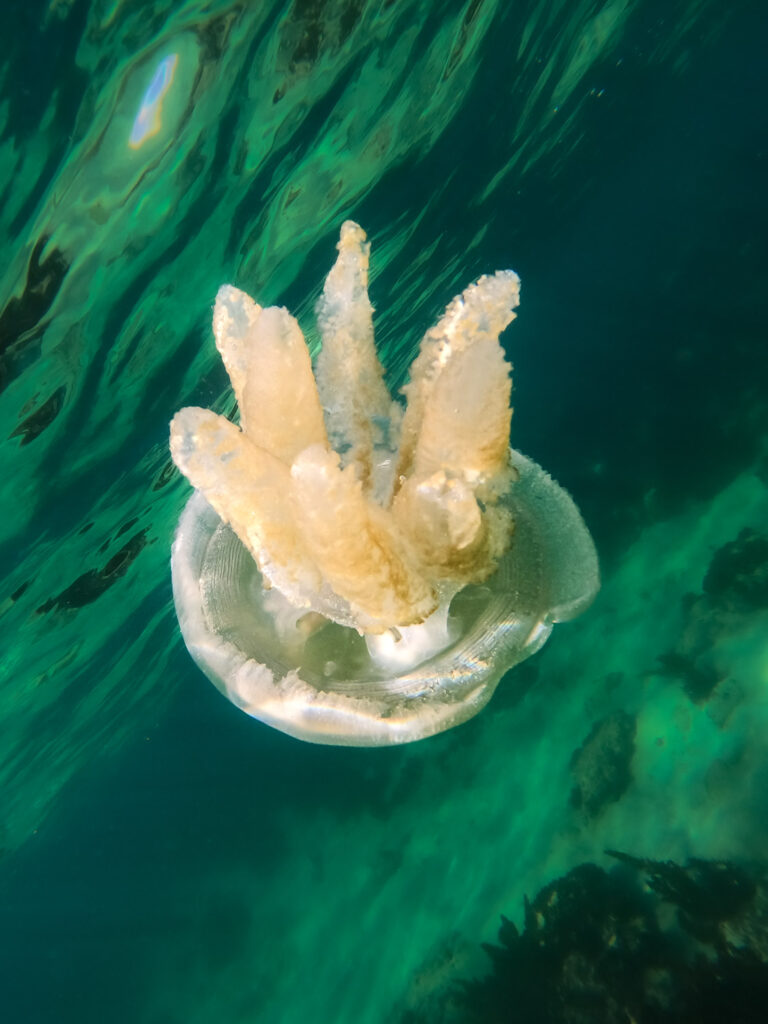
[170,221,521,651]
[363,602,456,674]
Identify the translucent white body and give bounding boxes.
[172,449,599,746]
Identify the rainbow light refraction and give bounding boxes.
[129,54,179,149]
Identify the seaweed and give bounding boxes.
[422,855,768,1024]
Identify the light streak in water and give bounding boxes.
[129,53,179,149]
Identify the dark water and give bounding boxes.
[1,1,767,1021]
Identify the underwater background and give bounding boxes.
[1,0,768,1021]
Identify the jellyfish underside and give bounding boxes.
[170,222,599,746]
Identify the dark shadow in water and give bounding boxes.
[0,635,432,1023]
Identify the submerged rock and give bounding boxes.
[703,528,768,611]
[658,527,768,704]
[569,710,636,819]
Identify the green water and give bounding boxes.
[1,1,767,1021]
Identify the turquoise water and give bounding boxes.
[1,1,767,1021]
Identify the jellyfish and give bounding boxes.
[170,222,599,746]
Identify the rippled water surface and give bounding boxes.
[1,1,767,1021]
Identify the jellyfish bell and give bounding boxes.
[172,450,598,745]
[170,222,599,746]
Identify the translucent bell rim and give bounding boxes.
[171,449,599,746]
